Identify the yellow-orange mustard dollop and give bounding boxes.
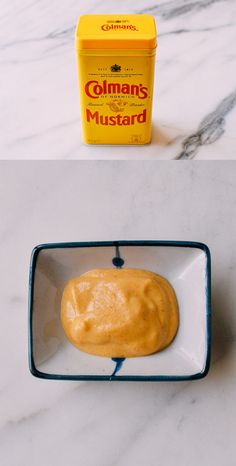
[61,268,179,358]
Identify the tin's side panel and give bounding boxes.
[77,52,156,145]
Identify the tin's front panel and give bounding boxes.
[78,52,156,145]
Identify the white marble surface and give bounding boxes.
[1,0,236,159]
[1,161,236,465]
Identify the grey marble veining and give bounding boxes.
[177,89,236,159]
[0,0,235,159]
[1,162,236,465]
[137,0,229,18]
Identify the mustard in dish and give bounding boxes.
[61,268,179,358]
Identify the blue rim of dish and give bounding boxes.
[28,240,211,382]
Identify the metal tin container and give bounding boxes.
[76,15,157,145]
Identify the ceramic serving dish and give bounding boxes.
[28,240,211,381]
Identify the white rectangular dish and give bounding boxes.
[28,240,211,381]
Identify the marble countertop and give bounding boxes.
[1,161,236,465]
[1,0,236,160]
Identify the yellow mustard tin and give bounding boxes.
[76,14,157,145]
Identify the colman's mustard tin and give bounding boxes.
[76,15,157,145]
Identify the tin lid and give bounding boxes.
[76,14,157,50]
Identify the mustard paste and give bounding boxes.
[61,268,179,358]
